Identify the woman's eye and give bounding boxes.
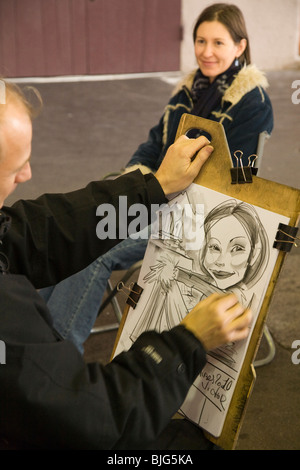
[231,245,245,253]
[208,244,221,252]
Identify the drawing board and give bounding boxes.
[113,115,300,449]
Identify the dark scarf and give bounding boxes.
[190,61,241,118]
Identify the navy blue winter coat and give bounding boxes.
[126,65,273,171]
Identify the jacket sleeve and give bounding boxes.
[0,275,207,449]
[223,88,274,166]
[125,114,165,171]
[2,171,167,289]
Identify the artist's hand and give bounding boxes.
[155,135,213,195]
[181,293,252,351]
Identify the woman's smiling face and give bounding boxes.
[194,20,246,82]
[203,215,252,289]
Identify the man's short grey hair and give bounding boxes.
[0,79,42,159]
[0,79,42,121]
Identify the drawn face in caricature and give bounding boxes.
[203,215,252,290]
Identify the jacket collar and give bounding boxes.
[173,64,269,106]
[222,64,269,106]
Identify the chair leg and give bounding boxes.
[91,261,143,335]
[91,322,119,334]
[254,325,276,367]
[107,279,123,323]
[90,280,121,334]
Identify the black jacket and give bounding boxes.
[0,171,207,450]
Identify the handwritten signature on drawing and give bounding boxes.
[199,370,234,412]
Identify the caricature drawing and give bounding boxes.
[130,197,270,344]
[115,184,287,437]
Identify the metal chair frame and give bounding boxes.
[91,261,142,335]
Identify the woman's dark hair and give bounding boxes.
[193,3,251,65]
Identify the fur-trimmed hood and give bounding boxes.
[172,64,269,106]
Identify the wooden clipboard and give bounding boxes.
[112,114,300,450]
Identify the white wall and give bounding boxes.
[181,0,300,71]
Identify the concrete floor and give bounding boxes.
[6,68,300,450]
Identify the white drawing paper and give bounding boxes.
[114,183,289,437]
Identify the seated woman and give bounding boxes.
[40,3,273,353]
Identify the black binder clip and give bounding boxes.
[273,223,299,252]
[231,151,257,184]
[248,154,259,176]
[117,281,143,309]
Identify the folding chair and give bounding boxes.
[253,130,270,171]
